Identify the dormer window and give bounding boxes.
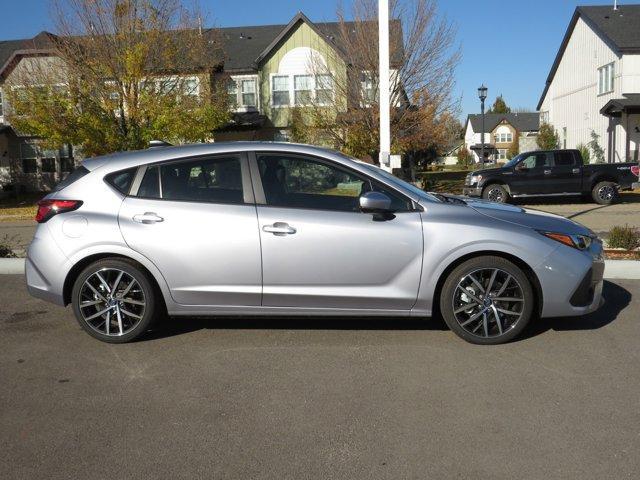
[227,75,259,110]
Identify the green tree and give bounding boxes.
[536,123,560,150]
[487,95,511,114]
[587,131,605,163]
[507,142,519,160]
[6,0,229,157]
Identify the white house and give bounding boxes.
[538,4,640,163]
[463,112,539,163]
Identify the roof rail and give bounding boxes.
[148,140,173,148]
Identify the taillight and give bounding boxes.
[35,199,83,223]
[632,165,639,177]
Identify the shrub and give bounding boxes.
[608,225,640,250]
[576,143,591,164]
[0,234,18,258]
[587,130,605,164]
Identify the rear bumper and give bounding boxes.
[462,187,482,197]
[25,225,70,306]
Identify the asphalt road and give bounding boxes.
[1,275,639,479]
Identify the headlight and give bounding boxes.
[539,231,593,250]
[469,174,482,185]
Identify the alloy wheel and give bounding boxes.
[452,268,525,339]
[77,268,146,337]
[597,184,615,202]
[486,187,505,203]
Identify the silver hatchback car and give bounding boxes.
[26,142,604,345]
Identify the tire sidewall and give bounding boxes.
[439,256,535,345]
[591,181,617,205]
[482,184,509,204]
[71,259,157,343]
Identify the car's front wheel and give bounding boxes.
[71,258,160,343]
[440,256,534,345]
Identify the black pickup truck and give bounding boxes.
[462,149,639,204]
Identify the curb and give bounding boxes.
[0,258,26,274]
[0,258,638,279]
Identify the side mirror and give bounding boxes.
[359,191,392,213]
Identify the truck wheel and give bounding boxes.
[591,181,618,205]
[482,184,509,203]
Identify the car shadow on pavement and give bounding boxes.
[143,280,630,342]
[144,313,448,341]
[522,280,631,340]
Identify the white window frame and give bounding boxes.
[494,132,513,143]
[271,74,290,108]
[597,62,614,95]
[294,74,313,106]
[498,149,507,161]
[361,71,376,106]
[270,72,335,108]
[314,74,334,106]
[540,111,549,124]
[228,75,259,110]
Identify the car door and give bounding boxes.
[547,150,582,193]
[251,151,423,311]
[510,152,554,195]
[119,152,262,306]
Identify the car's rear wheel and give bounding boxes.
[440,256,534,345]
[482,184,509,203]
[71,258,159,343]
[591,181,618,205]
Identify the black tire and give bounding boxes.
[439,256,535,345]
[591,181,618,205]
[71,258,160,343]
[482,184,510,203]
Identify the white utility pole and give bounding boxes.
[378,0,392,172]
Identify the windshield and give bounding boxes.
[351,159,442,203]
[504,153,525,168]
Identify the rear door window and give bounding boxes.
[554,151,575,166]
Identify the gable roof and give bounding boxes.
[537,4,640,110]
[465,112,540,134]
[0,14,404,77]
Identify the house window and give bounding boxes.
[294,75,312,106]
[540,111,549,124]
[315,74,333,104]
[497,149,507,160]
[227,80,238,108]
[494,132,513,143]
[183,78,199,96]
[598,63,614,95]
[41,157,56,173]
[272,75,290,106]
[240,79,256,107]
[20,143,38,174]
[361,72,376,104]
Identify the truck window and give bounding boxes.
[555,151,575,166]
[521,152,553,169]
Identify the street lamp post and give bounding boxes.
[379,0,391,172]
[478,84,487,165]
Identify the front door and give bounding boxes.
[119,153,262,306]
[252,152,423,310]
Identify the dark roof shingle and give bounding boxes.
[466,112,540,133]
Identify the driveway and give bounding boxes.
[1,275,638,479]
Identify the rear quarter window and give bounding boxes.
[52,166,90,192]
[105,168,137,194]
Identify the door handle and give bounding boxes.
[572,168,580,174]
[133,212,164,224]
[262,222,296,236]
[544,169,552,175]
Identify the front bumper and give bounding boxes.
[536,243,605,318]
[462,186,482,197]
